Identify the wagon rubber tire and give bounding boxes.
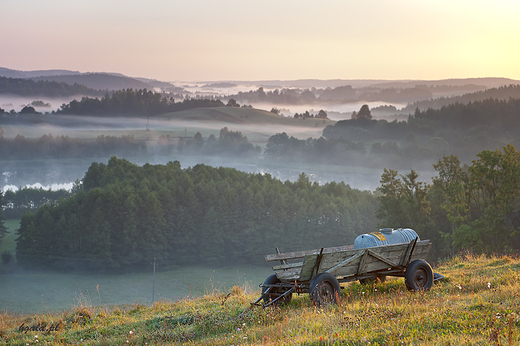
[359,275,387,285]
[262,274,292,306]
[309,273,341,307]
[405,259,433,291]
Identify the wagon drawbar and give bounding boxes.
[251,228,444,308]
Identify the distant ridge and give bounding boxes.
[369,77,520,89]
[0,67,81,78]
[3,67,518,91]
[193,77,520,89]
[30,73,152,91]
[0,67,178,91]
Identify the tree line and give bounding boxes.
[320,97,520,165]
[375,145,520,256]
[0,134,147,160]
[400,84,520,113]
[6,145,520,270]
[2,96,520,169]
[0,128,260,160]
[3,91,519,166]
[57,89,225,116]
[228,86,434,104]
[14,157,379,270]
[0,76,103,98]
[264,133,367,164]
[2,187,72,219]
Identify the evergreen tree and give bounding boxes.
[14,158,379,270]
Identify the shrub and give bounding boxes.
[1,251,13,264]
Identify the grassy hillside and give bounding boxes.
[157,107,335,143]
[1,253,518,345]
[160,107,334,126]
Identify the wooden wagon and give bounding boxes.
[253,237,435,307]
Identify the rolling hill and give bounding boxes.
[0,68,180,92]
[159,106,335,127]
[30,73,153,91]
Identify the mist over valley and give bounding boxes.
[3,1,520,342]
[1,69,520,317]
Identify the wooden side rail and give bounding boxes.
[265,244,354,262]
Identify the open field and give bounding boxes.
[0,220,273,314]
[0,264,273,315]
[1,221,275,315]
[1,222,275,315]
[0,253,518,345]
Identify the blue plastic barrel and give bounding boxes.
[353,228,419,249]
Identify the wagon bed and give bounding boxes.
[267,239,431,283]
[251,237,436,308]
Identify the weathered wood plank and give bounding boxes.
[367,249,398,268]
[275,269,301,281]
[408,242,431,262]
[326,250,365,276]
[318,246,402,270]
[298,254,319,282]
[269,240,432,283]
[265,244,354,262]
[358,250,369,274]
[317,241,431,277]
[399,240,416,266]
[272,262,304,271]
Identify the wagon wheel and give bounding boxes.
[309,273,341,307]
[359,275,387,285]
[262,274,292,306]
[405,259,433,291]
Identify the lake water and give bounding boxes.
[1,155,397,193]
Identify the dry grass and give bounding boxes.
[1,253,519,345]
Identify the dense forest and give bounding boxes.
[14,157,379,270]
[262,97,520,167]
[227,84,520,111]
[400,84,520,112]
[2,95,520,169]
[57,89,224,116]
[317,97,520,164]
[11,144,520,271]
[228,86,434,105]
[0,127,259,160]
[0,76,102,97]
[2,95,520,167]
[0,134,147,160]
[0,87,223,116]
[376,145,520,255]
[2,187,72,219]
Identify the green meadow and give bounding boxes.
[0,253,518,345]
[0,220,273,314]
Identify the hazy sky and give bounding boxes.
[1,0,519,82]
